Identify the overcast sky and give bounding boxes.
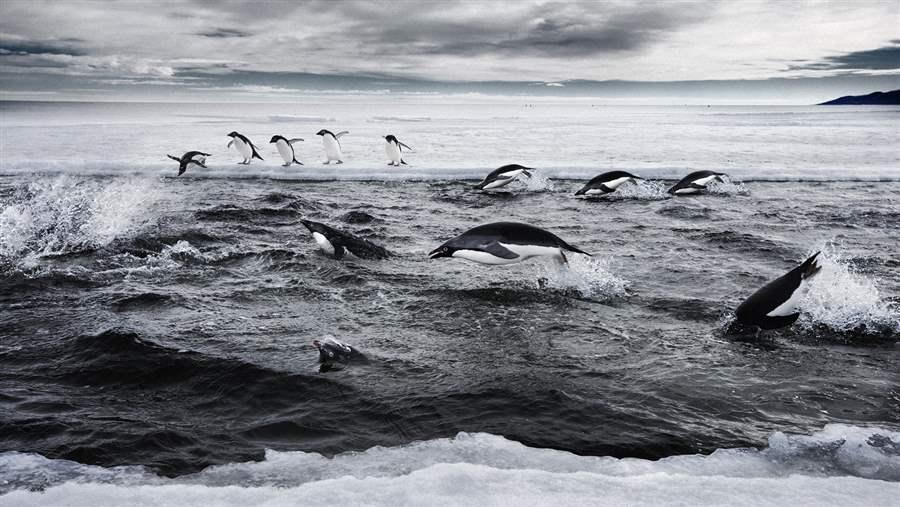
[1,0,898,101]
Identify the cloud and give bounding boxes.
[196,28,252,38]
[787,41,900,72]
[0,33,86,56]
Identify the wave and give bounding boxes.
[1,425,897,505]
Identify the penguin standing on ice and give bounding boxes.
[429,222,591,265]
[227,131,264,164]
[475,164,535,191]
[167,151,210,176]
[384,134,412,166]
[667,170,727,195]
[575,171,643,197]
[316,129,349,164]
[729,252,822,332]
[270,135,304,166]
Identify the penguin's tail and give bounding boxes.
[294,157,303,165]
[400,159,408,166]
[559,239,592,257]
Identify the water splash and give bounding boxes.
[609,179,669,200]
[522,170,555,192]
[537,254,629,300]
[0,176,162,268]
[798,245,900,337]
[707,176,750,196]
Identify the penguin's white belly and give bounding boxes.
[766,280,805,317]
[451,243,562,265]
[323,136,342,160]
[482,178,514,190]
[692,175,717,186]
[603,176,632,190]
[276,141,293,164]
[585,188,607,196]
[674,187,702,195]
[233,139,252,160]
[385,143,401,163]
[312,232,335,256]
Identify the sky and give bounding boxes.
[0,0,898,102]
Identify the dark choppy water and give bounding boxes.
[1,173,898,482]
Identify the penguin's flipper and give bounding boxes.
[227,140,234,149]
[288,138,304,144]
[481,241,519,260]
[190,160,207,169]
[333,245,346,260]
[399,142,413,151]
[334,131,349,139]
[599,183,614,193]
[689,182,707,190]
[167,154,181,162]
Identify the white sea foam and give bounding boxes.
[707,176,750,195]
[799,245,900,335]
[522,170,555,191]
[606,178,669,200]
[538,254,629,300]
[0,176,162,267]
[0,425,897,506]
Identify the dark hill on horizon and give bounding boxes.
[819,89,900,105]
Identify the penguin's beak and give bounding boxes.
[312,340,321,349]
[428,246,450,259]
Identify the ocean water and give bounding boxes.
[1,99,899,505]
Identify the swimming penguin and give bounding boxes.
[270,135,304,166]
[316,129,349,164]
[428,221,591,265]
[730,252,822,331]
[384,135,412,166]
[667,170,727,195]
[575,171,643,196]
[227,131,264,164]
[476,164,534,191]
[299,219,391,259]
[166,151,210,176]
[313,337,368,372]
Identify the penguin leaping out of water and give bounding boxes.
[384,135,412,166]
[476,164,535,191]
[667,170,727,195]
[227,131,264,164]
[428,221,591,265]
[299,219,391,260]
[167,151,210,176]
[316,129,349,164]
[575,171,643,197]
[270,135,304,166]
[729,252,822,332]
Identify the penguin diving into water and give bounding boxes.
[728,252,822,333]
[167,151,210,176]
[270,135,304,166]
[575,171,643,197]
[429,222,591,265]
[384,134,412,166]
[476,164,535,191]
[227,131,264,164]
[668,170,727,195]
[316,129,349,164]
[299,219,391,260]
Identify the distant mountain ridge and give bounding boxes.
[819,89,900,105]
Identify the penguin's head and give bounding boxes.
[227,131,239,138]
[428,242,456,260]
[316,129,330,137]
[269,135,282,144]
[299,219,326,235]
[384,134,398,144]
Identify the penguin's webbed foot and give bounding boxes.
[336,160,344,164]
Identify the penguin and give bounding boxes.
[313,337,368,372]
[731,252,822,331]
[166,151,210,176]
[667,170,727,195]
[270,135,304,166]
[475,164,535,191]
[428,221,591,265]
[316,129,349,164]
[299,219,391,260]
[384,134,412,166]
[227,131,264,164]
[575,171,643,197]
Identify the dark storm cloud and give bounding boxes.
[788,41,900,72]
[0,35,86,56]
[196,28,253,39]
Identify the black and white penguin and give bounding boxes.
[428,221,591,265]
[227,131,264,164]
[299,219,391,260]
[313,337,368,372]
[384,134,412,166]
[575,171,643,196]
[316,129,349,164]
[475,164,535,191]
[731,252,822,331]
[270,135,304,166]
[166,151,210,176]
[667,170,727,195]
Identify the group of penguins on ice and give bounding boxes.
[166,131,822,370]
